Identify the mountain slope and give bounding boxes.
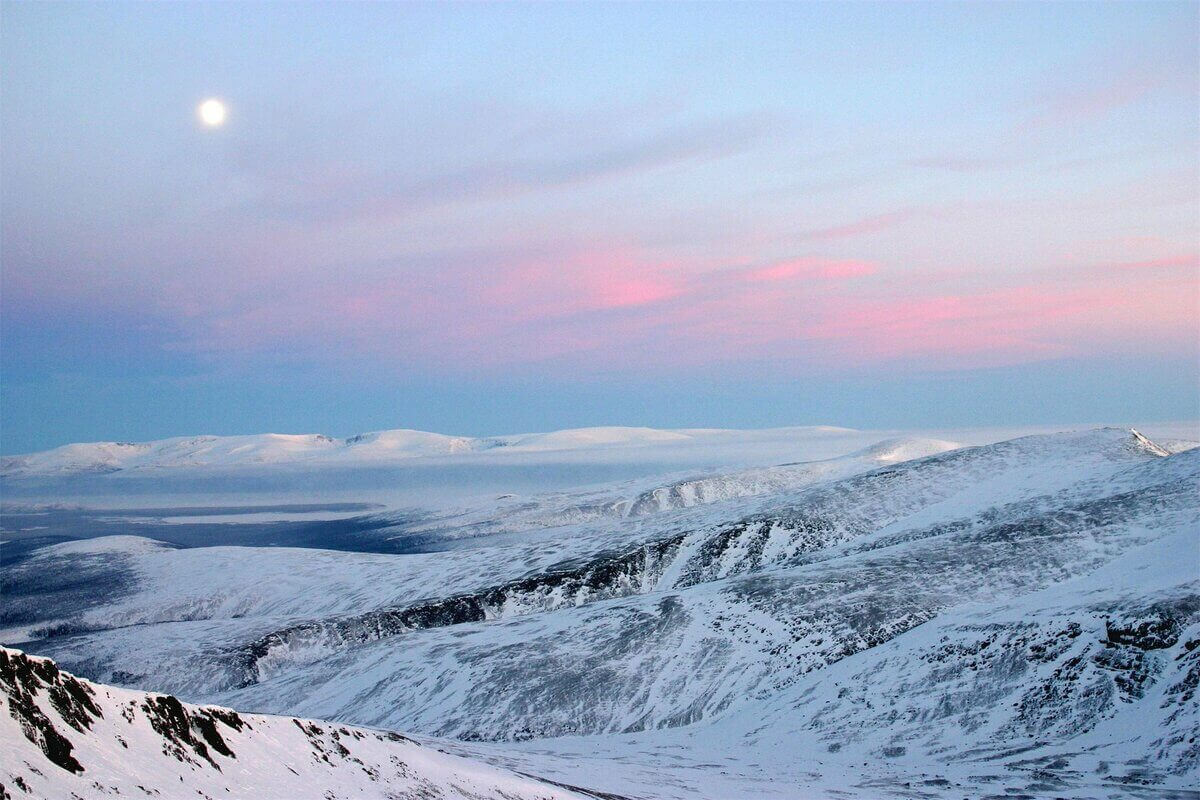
[0,647,592,800]
[4,427,1197,798]
[455,525,1199,799]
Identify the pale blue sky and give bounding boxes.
[2,2,1197,452]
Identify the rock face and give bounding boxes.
[0,648,101,774]
[0,647,589,799]
[1105,603,1191,650]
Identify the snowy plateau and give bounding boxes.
[2,422,1199,800]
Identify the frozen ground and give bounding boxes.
[2,422,1197,798]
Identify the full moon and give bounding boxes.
[197,98,227,127]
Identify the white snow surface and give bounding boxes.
[1,425,834,477]
[4,421,1194,481]
[0,647,587,799]
[3,423,1199,799]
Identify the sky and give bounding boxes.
[2,1,1197,453]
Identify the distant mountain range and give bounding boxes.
[1,425,861,477]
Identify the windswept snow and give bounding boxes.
[2,424,1197,799]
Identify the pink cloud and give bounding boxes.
[623,257,1198,371]
[1101,253,1198,272]
[791,279,1196,366]
[482,250,685,319]
[155,228,1198,377]
[745,257,877,282]
[590,276,681,308]
[799,291,1066,360]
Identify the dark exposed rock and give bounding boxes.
[109,670,146,685]
[134,693,245,770]
[191,713,236,758]
[1093,646,1155,702]
[207,707,248,731]
[142,694,218,768]
[1105,601,1197,650]
[0,648,101,774]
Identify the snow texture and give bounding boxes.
[3,423,1198,798]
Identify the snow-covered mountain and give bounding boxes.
[15,422,1178,480]
[0,425,846,477]
[0,647,590,799]
[3,426,1198,798]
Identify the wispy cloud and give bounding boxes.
[240,112,785,225]
[1098,253,1198,272]
[1029,70,1168,128]
[796,210,916,242]
[742,257,877,282]
[906,155,1018,172]
[1022,28,1196,130]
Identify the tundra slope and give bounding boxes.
[3,428,1198,798]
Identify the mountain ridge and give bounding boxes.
[5,422,1194,479]
[0,646,597,800]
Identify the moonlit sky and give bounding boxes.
[2,2,1197,453]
